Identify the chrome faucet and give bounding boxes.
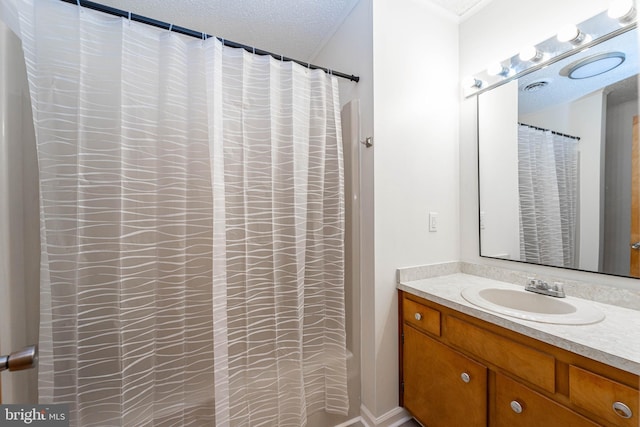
[525,278,566,298]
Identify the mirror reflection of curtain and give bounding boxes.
[518,124,579,268]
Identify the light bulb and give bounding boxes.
[519,46,543,62]
[487,63,509,76]
[557,24,588,44]
[557,24,580,42]
[608,0,636,22]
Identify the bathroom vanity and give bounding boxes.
[398,273,640,427]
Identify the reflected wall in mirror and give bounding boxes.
[478,11,640,278]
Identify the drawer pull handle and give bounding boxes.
[414,313,422,321]
[510,400,523,414]
[613,401,633,419]
[460,372,471,383]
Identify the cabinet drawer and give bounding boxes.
[446,316,555,393]
[569,365,639,427]
[495,373,599,427]
[403,296,440,336]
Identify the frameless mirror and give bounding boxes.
[477,12,640,278]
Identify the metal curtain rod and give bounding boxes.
[518,122,580,141]
[60,0,360,83]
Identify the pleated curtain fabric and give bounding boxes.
[517,125,578,268]
[4,0,348,425]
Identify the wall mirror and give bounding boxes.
[476,7,640,278]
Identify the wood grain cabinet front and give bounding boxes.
[495,372,600,427]
[399,290,640,427]
[569,365,639,427]
[403,325,487,427]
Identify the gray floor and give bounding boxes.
[399,419,421,427]
[348,417,420,427]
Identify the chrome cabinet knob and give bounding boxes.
[510,400,523,414]
[460,372,471,383]
[613,401,633,419]
[414,313,422,321]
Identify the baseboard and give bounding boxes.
[332,416,366,427]
[359,405,412,427]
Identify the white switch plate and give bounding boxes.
[429,212,438,232]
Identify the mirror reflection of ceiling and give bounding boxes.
[518,27,639,114]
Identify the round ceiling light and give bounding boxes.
[563,52,626,79]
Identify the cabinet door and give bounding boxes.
[495,373,600,427]
[403,325,487,427]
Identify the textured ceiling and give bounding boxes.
[96,0,360,62]
[92,0,490,64]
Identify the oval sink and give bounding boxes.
[461,286,605,325]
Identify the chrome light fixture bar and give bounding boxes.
[463,4,638,98]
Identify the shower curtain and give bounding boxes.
[518,124,579,268]
[1,0,348,425]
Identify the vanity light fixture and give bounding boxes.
[463,7,637,97]
[608,0,636,24]
[557,24,588,45]
[519,46,544,62]
[487,63,510,77]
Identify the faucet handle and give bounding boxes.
[539,280,551,290]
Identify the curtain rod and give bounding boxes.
[61,0,360,83]
[518,122,581,141]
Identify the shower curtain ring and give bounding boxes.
[168,23,173,33]
[127,11,131,24]
[76,0,80,6]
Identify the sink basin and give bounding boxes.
[461,286,605,325]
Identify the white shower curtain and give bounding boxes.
[1,0,348,425]
[518,124,579,268]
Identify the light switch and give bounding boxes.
[429,212,438,232]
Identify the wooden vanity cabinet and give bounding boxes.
[399,290,640,427]
[495,372,599,427]
[403,325,487,426]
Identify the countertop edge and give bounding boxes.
[398,279,640,376]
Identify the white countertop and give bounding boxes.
[398,273,640,376]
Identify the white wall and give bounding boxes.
[478,80,520,259]
[460,0,640,290]
[0,20,40,403]
[372,0,459,420]
[521,91,606,271]
[316,0,460,422]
